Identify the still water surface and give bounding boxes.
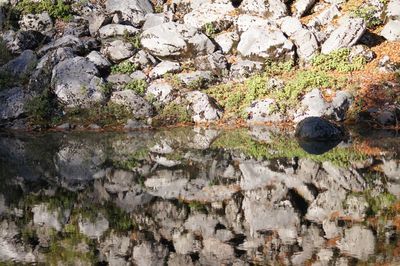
[0,126,399,265]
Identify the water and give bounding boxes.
[0,126,399,265]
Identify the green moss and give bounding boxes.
[188,201,207,213]
[311,48,366,72]
[153,102,193,126]
[351,6,383,28]
[124,79,147,96]
[16,0,73,21]
[113,148,149,170]
[365,191,397,216]
[111,61,138,74]
[264,59,294,75]
[203,22,217,37]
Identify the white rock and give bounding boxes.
[381,20,400,41]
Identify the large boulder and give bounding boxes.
[185,91,223,123]
[109,90,154,119]
[105,0,153,27]
[237,26,294,61]
[321,18,366,54]
[183,1,235,29]
[141,22,215,58]
[239,0,287,19]
[295,117,345,141]
[0,87,31,121]
[19,12,53,33]
[0,50,37,79]
[51,56,106,108]
[101,40,135,62]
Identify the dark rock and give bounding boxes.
[295,117,345,141]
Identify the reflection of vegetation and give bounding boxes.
[212,129,367,167]
[187,201,207,213]
[112,148,149,170]
[24,189,76,212]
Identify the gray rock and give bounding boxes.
[291,28,319,61]
[280,16,304,36]
[200,238,235,265]
[147,81,174,103]
[132,242,169,266]
[0,87,31,121]
[338,226,375,260]
[294,89,331,122]
[240,0,287,20]
[246,99,283,123]
[101,40,135,62]
[141,22,215,58]
[349,44,375,63]
[387,0,400,20]
[214,31,239,54]
[307,4,341,29]
[100,234,131,265]
[19,12,53,33]
[194,51,228,74]
[106,0,153,27]
[381,20,400,41]
[98,24,139,39]
[32,203,70,231]
[184,213,219,238]
[183,1,234,29]
[130,70,147,80]
[0,49,37,79]
[86,51,111,70]
[295,117,345,140]
[88,12,107,36]
[177,71,213,87]
[293,0,317,17]
[78,213,109,239]
[306,189,346,223]
[382,159,400,181]
[230,60,264,79]
[173,233,201,255]
[237,26,294,61]
[185,91,223,122]
[107,73,132,85]
[2,29,47,54]
[131,50,158,69]
[38,35,84,56]
[143,13,170,31]
[235,14,272,33]
[168,254,195,266]
[321,18,366,54]
[150,61,181,78]
[109,90,153,118]
[52,56,106,108]
[378,55,398,73]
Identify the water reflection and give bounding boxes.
[0,127,399,265]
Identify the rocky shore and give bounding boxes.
[0,0,399,130]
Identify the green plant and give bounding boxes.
[99,82,113,96]
[124,79,147,96]
[0,38,12,65]
[16,0,73,21]
[264,59,294,75]
[311,48,366,72]
[123,31,141,49]
[203,22,216,37]
[111,61,138,74]
[26,88,59,125]
[351,6,383,28]
[154,4,163,13]
[187,77,208,90]
[153,102,192,126]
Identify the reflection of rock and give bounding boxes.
[32,204,70,231]
[297,138,341,155]
[78,213,109,239]
[132,242,169,266]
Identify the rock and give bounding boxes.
[52,56,106,108]
[184,213,219,238]
[381,20,400,41]
[235,14,272,33]
[291,28,319,61]
[382,159,400,181]
[387,0,400,20]
[183,1,234,29]
[132,242,169,266]
[109,90,153,118]
[246,99,284,123]
[141,22,215,58]
[168,254,195,266]
[343,194,369,220]
[63,17,90,37]
[131,50,158,69]
[130,70,147,80]
[321,18,366,54]
[0,87,31,121]
[295,89,331,122]
[19,12,53,33]
[237,26,294,61]
[149,61,181,78]
[323,220,342,239]
[38,35,84,56]
[349,44,375,63]
[194,51,228,74]
[330,91,353,121]
[98,24,139,39]
[230,60,264,79]
[306,189,347,223]
[239,0,287,20]
[293,0,317,17]
[214,31,239,54]
[378,55,398,73]
[338,226,375,260]
[78,213,109,239]
[88,12,107,36]
[177,71,213,87]
[100,234,131,265]
[0,49,37,79]
[307,4,341,29]
[146,81,174,103]
[32,204,70,231]
[106,0,153,27]
[56,123,71,130]
[101,40,135,62]
[185,91,223,122]
[280,16,304,36]
[295,117,345,141]
[2,30,48,54]
[200,238,235,264]
[86,51,111,70]
[173,233,201,255]
[143,13,170,31]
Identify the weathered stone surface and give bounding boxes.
[38,35,84,56]
[214,31,239,54]
[185,91,223,122]
[106,0,153,26]
[321,18,366,54]
[338,226,375,260]
[109,90,153,118]
[52,56,106,108]
[132,242,169,266]
[183,1,234,29]
[235,14,272,33]
[237,26,294,60]
[19,12,53,33]
[143,13,170,31]
[149,61,181,78]
[0,87,31,121]
[230,59,263,79]
[141,22,215,58]
[240,0,287,19]
[101,40,135,62]
[146,81,174,103]
[98,24,139,39]
[381,20,400,41]
[86,50,111,70]
[78,214,109,239]
[293,0,317,17]
[0,49,37,79]
[387,0,400,20]
[246,99,284,123]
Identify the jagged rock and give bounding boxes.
[185,91,223,122]
[141,22,215,58]
[343,194,369,220]
[78,213,109,239]
[338,226,375,260]
[100,234,131,265]
[149,61,181,78]
[132,242,169,266]
[98,24,139,39]
[0,87,31,121]
[381,20,400,41]
[214,31,239,54]
[183,1,234,29]
[177,71,213,87]
[173,232,201,255]
[295,117,345,140]
[230,59,264,79]
[382,159,400,181]
[2,30,48,54]
[19,12,53,33]
[88,12,108,36]
[106,0,153,27]
[131,50,158,68]
[237,26,294,61]
[101,40,135,62]
[323,220,342,239]
[0,49,37,79]
[86,50,111,70]
[293,0,317,17]
[63,17,90,37]
[235,14,272,33]
[143,13,170,31]
[38,35,84,56]
[200,238,235,265]
[168,254,195,266]
[32,204,70,231]
[52,56,106,108]
[246,99,284,123]
[239,0,287,19]
[321,18,366,54]
[194,51,228,74]
[146,81,174,103]
[387,0,400,20]
[109,90,154,118]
